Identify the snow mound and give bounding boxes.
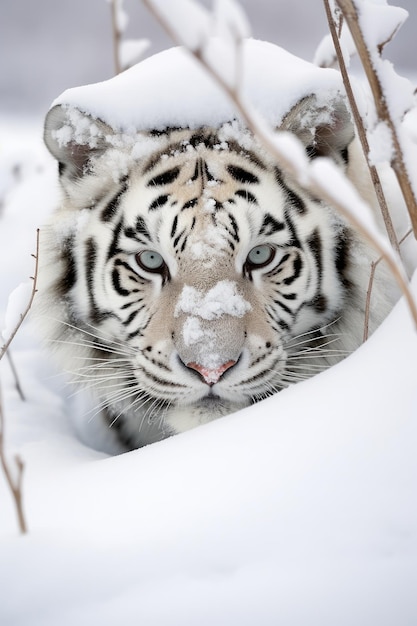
[52,39,346,132]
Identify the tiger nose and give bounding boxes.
[187,360,236,385]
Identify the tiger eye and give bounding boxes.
[246,245,275,269]
[136,250,166,272]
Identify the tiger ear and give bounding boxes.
[44,104,113,178]
[280,94,354,163]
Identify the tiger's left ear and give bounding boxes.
[44,104,114,178]
[280,93,354,164]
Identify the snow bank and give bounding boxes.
[52,39,347,132]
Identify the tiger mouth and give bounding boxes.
[198,393,222,406]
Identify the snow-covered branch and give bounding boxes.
[335,0,417,238]
[141,0,417,329]
[109,0,149,74]
[322,0,400,255]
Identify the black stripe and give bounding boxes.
[309,294,328,312]
[334,228,352,287]
[101,182,128,222]
[283,255,303,286]
[136,217,152,242]
[227,165,259,184]
[274,299,295,316]
[173,229,186,249]
[191,161,200,181]
[259,214,285,236]
[227,213,240,243]
[57,236,77,296]
[107,220,123,260]
[307,229,323,282]
[147,166,180,187]
[122,307,145,326]
[275,168,307,215]
[149,194,169,211]
[204,161,215,182]
[286,186,306,215]
[114,259,144,283]
[182,198,198,210]
[85,238,104,322]
[111,267,130,296]
[235,189,257,203]
[120,298,143,310]
[171,215,178,238]
[284,213,301,248]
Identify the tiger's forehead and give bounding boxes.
[113,134,302,268]
[129,141,283,261]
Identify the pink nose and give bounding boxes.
[187,360,236,385]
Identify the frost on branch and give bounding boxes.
[335,0,417,238]
[109,0,148,73]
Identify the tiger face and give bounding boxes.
[37,103,388,450]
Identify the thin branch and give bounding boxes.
[336,0,417,238]
[6,351,25,401]
[0,382,28,534]
[141,0,417,331]
[323,0,401,256]
[110,0,122,75]
[363,227,412,342]
[0,229,40,363]
[363,260,377,342]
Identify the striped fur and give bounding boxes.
[36,115,395,450]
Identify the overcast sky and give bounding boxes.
[1,0,416,119]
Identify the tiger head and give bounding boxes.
[37,94,388,449]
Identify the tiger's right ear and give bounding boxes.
[44,104,113,178]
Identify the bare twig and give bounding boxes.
[336,0,417,238]
[141,0,417,330]
[363,227,412,341]
[110,0,122,75]
[0,229,40,363]
[0,382,27,534]
[6,351,25,401]
[363,260,377,342]
[323,0,401,256]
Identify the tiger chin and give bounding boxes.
[35,93,396,451]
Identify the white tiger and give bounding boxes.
[35,47,396,450]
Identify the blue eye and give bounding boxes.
[135,250,166,272]
[246,245,275,268]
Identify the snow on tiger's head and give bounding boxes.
[35,41,394,449]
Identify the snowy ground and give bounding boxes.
[1,99,417,626]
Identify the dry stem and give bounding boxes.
[141,0,417,330]
[110,0,122,75]
[0,383,27,534]
[363,227,412,341]
[323,0,400,256]
[336,0,417,238]
[0,229,40,363]
[6,351,25,402]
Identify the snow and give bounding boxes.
[1,199,417,623]
[181,316,208,346]
[1,281,33,342]
[52,39,347,133]
[175,281,251,321]
[1,19,417,625]
[367,120,394,165]
[119,38,150,70]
